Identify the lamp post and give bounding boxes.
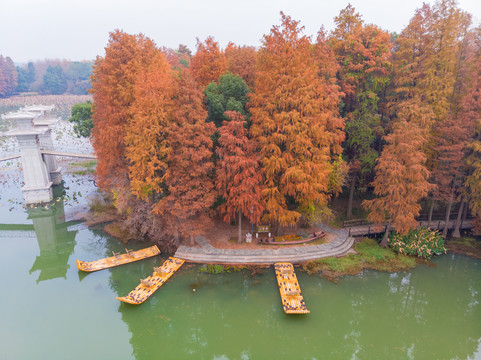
[250,206,254,234]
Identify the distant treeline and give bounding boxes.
[0,57,93,97]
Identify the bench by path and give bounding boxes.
[174,224,354,264]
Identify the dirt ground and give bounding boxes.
[205,219,335,249]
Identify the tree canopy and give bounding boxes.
[88,4,481,249]
[69,101,93,138]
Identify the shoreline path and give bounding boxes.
[174,224,354,264]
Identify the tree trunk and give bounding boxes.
[427,197,435,229]
[238,210,242,243]
[277,224,284,236]
[452,198,465,238]
[463,197,469,221]
[190,234,195,246]
[174,230,180,248]
[380,222,391,247]
[442,192,454,238]
[347,176,356,219]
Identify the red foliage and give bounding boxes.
[90,30,158,190]
[190,37,227,88]
[224,42,257,88]
[249,12,344,227]
[155,69,216,242]
[216,111,264,224]
[0,55,17,97]
[363,120,433,235]
[125,48,174,201]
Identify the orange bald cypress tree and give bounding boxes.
[125,48,174,201]
[450,29,481,235]
[363,120,433,246]
[224,42,257,88]
[155,69,216,244]
[249,13,344,228]
[386,1,471,232]
[190,37,227,88]
[91,30,158,190]
[216,111,264,242]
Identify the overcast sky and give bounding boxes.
[1,0,480,63]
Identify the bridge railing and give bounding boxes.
[345,217,474,237]
[342,219,373,228]
[40,144,94,155]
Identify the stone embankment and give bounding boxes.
[174,224,354,264]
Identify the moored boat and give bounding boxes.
[76,245,161,272]
[117,257,185,305]
[274,262,310,314]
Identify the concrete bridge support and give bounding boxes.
[38,127,62,184]
[17,132,53,204]
[25,105,62,185]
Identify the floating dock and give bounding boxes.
[274,262,310,314]
[117,257,185,305]
[76,245,161,272]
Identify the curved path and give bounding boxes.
[174,224,354,265]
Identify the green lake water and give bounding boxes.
[1,180,481,359]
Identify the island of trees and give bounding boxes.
[5,1,481,256]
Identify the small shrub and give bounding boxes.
[199,264,224,274]
[199,264,246,274]
[389,228,446,259]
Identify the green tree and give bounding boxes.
[66,61,93,94]
[204,72,250,128]
[329,4,392,218]
[27,62,35,84]
[16,66,30,92]
[42,65,67,94]
[69,101,93,138]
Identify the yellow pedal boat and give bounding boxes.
[274,262,310,314]
[117,257,185,305]
[76,245,161,272]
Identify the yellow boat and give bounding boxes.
[117,257,185,305]
[76,245,161,272]
[274,262,310,314]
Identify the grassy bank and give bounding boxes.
[301,238,418,282]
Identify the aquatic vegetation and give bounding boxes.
[389,228,446,259]
[199,264,246,274]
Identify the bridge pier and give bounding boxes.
[38,128,62,184]
[25,105,62,185]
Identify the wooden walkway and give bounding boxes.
[274,263,309,314]
[117,257,185,305]
[345,219,474,237]
[76,245,160,272]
